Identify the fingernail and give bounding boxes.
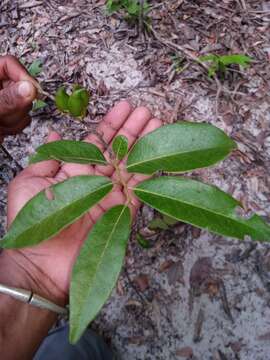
[17,81,33,98]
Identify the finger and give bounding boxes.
[55,130,98,180]
[84,100,133,150]
[18,131,61,179]
[95,106,152,177]
[47,131,61,142]
[0,55,34,83]
[55,162,95,182]
[0,80,36,120]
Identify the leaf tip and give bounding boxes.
[69,327,81,345]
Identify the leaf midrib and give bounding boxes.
[6,182,112,242]
[79,206,127,320]
[134,187,256,234]
[127,144,234,170]
[116,142,124,159]
[43,154,107,164]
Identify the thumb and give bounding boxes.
[0,80,36,117]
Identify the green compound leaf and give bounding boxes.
[55,87,70,112]
[1,176,113,248]
[29,140,107,166]
[112,135,129,160]
[70,205,131,343]
[127,122,236,175]
[134,177,270,242]
[68,88,90,118]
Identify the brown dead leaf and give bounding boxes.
[159,259,174,272]
[167,260,184,286]
[176,346,193,358]
[190,257,214,295]
[258,331,270,341]
[133,274,150,292]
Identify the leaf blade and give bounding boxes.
[32,99,47,111]
[220,54,252,67]
[112,135,129,160]
[1,176,113,248]
[55,87,70,112]
[134,177,270,241]
[70,205,131,343]
[127,122,236,174]
[29,140,107,165]
[28,59,43,77]
[68,89,89,118]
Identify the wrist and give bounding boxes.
[0,249,67,307]
[0,248,66,359]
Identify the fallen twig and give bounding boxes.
[193,308,204,343]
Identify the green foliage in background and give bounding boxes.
[199,54,252,78]
[2,121,270,344]
[106,0,150,20]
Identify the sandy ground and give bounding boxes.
[1,1,270,359]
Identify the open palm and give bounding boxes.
[7,101,161,302]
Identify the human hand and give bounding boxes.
[0,55,37,140]
[4,101,162,305]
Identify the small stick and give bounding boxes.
[124,269,150,306]
[139,0,145,38]
[219,280,234,322]
[169,97,182,123]
[215,85,222,120]
[193,308,204,343]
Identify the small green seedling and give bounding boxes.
[136,233,151,249]
[171,55,186,74]
[32,99,47,111]
[55,85,90,119]
[2,121,270,344]
[106,0,150,22]
[199,54,252,78]
[26,59,90,118]
[148,214,179,231]
[27,59,48,111]
[28,59,43,77]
